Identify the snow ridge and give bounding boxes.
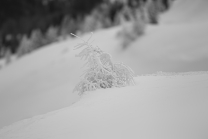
[140,71,208,76]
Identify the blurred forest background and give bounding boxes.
[0,0,172,64]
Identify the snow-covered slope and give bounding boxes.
[115,0,208,74]
[0,0,208,138]
[0,40,81,128]
[161,0,208,23]
[0,27,120,129]
[0,73,208,139]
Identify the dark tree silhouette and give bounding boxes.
[0,0,171,58]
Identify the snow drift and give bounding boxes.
[0,0,208,138]
[0,73,208,139]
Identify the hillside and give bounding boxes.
[0,0,208,138]
[0,72,208,139]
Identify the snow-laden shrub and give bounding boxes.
[44,26,58,44]
[80,12,102,33]
[118,9,146,48]
[17,30,46,57]
[145,0,164,24]
[71,32,135,95]
[4,49,12,65]
[17,35,33,57]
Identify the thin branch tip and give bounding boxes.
[70,33,75,36]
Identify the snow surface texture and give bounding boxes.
[0,0,208,138]
[0,73,208,139]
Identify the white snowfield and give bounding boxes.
[0,0,208,138]
[0,72,208,139]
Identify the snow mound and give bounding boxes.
[0,73,208,139]
[0,27,120,129]
[117,0,208,74]
[161,0,208,23]
[1,0,208,136]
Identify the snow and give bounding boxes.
[0,40,82,128]
[0,73,208,139]
[0,0,208,138]
[161,0,208,23]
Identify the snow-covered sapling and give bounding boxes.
[71,32,135,95]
